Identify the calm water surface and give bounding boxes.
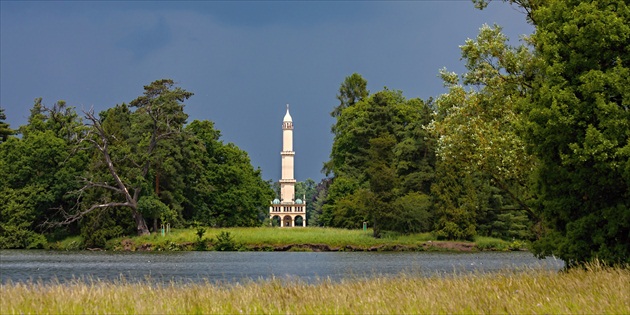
[0,250,563,284]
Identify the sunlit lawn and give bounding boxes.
[104,226,474,251]
[48,226,516,251]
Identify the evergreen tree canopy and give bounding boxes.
[0,107,15,143]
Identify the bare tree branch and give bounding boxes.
[52,81,191,235]
[57,202,132,226]
[83,109,135,207]
[78,177,124,194]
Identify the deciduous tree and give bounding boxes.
[428,24,537,240]
[325,76,436,234]
[522,0,630,266]
[185,119,274,227]
[0,99,86,248]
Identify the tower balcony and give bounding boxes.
[269,204,307,214]
[280,151,295,155]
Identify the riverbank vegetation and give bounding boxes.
[2,264,628,314]
[1,0,628,267]
[50,227,519,252]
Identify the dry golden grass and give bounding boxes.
[2,265,629,314]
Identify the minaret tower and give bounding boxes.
[270,105,306,227]
[280,104,296,203]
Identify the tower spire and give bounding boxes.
[283,104,293,122]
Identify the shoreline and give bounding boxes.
[117,241,484,252]
[47,227,526,252]
[105,239,517,252]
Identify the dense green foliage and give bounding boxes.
[294,178,317,224]
[0,107,15,143]
[428,24,537,241]
[521,0,630,266]
[320,0,629,267]
[186,120,273,227]
[0,99,87,248]
[0,80,273,248]
[321,79,436,237]
[468,0,630,266]
[330,72,369,119]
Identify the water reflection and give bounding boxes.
[0,250,564,284]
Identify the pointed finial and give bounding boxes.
[283,104,293,122]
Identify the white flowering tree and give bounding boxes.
[428,25,538,240]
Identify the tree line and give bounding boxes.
[308,0,629,267]
[0,80,273,248]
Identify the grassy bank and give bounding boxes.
[3,265,628,314]
[65,227,519,252]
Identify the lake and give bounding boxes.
[0,250,564,284]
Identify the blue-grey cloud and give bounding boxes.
[0,1,534,182]
[117,16,172,60]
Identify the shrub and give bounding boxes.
[194,227,207,251]
[475,236,509,251]
[213,231,239,251]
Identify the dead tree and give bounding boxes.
[58,108,150,235]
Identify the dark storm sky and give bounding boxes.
[0,1,534,182]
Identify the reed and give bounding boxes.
[3,265,628,314]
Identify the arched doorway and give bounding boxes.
[294,215,304,227]
[282,216,292,227]
[271,215,281,227]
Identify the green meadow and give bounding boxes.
[51,227,520,252]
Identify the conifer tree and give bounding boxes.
[0,107,15,143]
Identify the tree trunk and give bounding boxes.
[372,222,381,238]
[134,211,150,236]
[154,172,159,233]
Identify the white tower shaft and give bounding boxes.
[280,105,296,203]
